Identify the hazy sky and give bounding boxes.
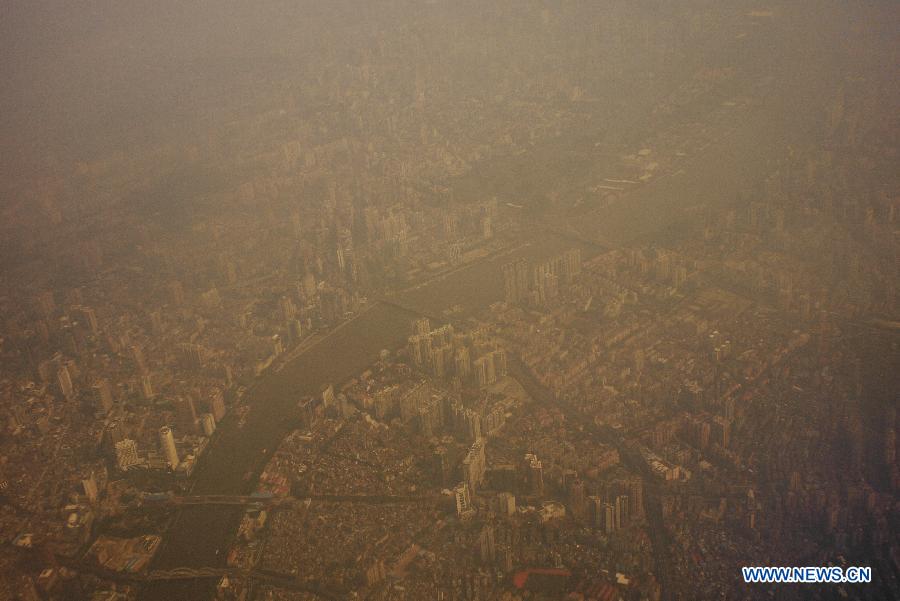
[2,1,897,185]
[1,1,338,176]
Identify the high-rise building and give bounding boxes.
[502,263,517,304]
[179,343,204,370]
[159,426,179,470]
[492,349,508,379]
[497,492,516,517]
[409,334,433,368]
[82,473,98,503]
[430,324,454,348]
[455,348,471,380]
[603,502,616,534]
[478,525,496,563]
[474,355,496,388]
[336,246,346,273]
[524,453,544,497]
[209,388,226,422]
[416,396,443,437]
[562,248,582,282]
[502,259,530,305]
[62,324,79,355]
[454,482,472,517]
[271,334,283,357]
[532,263,551,305]
[463,439,486,493]
[321,384,335,408]
[200,413,216,437]
[711,416,731,449]
[57,366,74,400]
[462,408,482,441]
[628,476,644,519]
[590,496,604,529]
[279,296,296,322]
[413,317,431,336]
[408,335,424,366]
[372,386,397,421]
[296,396,315,428]
[615,494,630,529]
[399,382,429,423]
[431,347,444,378]
[140,374,154,400]
[289,319,303,342]
[569,478,586,520]
[115,439,140,471]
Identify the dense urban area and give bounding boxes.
[0,2,897,600]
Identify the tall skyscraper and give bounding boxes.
[200,413,216,437]
[502,259,530,304]
[603,502,616,534]
[562,248,582,282]
[628,476,644,519]
[141,375,154,400]
[569,478,586,520]
[57,366,75,400]
[209,388,226,422]
[408,334,433,367]
[478,525,496,563]
[463,438,486,493]
[615,494,630,529]
[524,453,544,497]
[474,355,496,388]
[413,318,430,336]
[82,473,98,503]
[159,426,179,470]
[321,384,336,408]
[455,347,471,380]
[431,347,447,378]
[590,496,604,529]
[492,349,507,379]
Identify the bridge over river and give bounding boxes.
[155,492,441,507]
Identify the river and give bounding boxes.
[140,301,415,600]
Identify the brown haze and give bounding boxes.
[0,2,897,601]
